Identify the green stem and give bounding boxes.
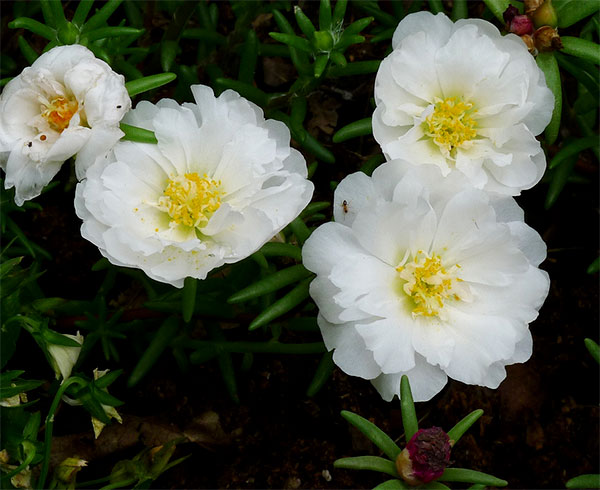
[37,376,87,490]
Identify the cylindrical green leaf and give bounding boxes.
[587,257,600,275]
[400,375,418,442]
[327,60,380,77]
[81,0,123,33]
[239,30,258,84]
[360,153,385,176]
[332,0,349,27]
[161,39,178,72]
[549,136,599,169]
[341,410,402,460]
[248,277,312,330]
[536,52,562,145]
[336,34,366,51]
[128,316,180,387]
[451,0,468,20]
[120,123,158,144]
[291,96,308,128]
[545,153,577,209]
[228,264,313,303]
[355,3,397,26]
[446,409,483,445]
[17,37,39,65]
[288,217,312,245]
[300,201,330,219]
[333,117,372,143]
[342,17,374,37]
[306,351,335,397]
[584,338,600,364]
[125,73,177,97]
[428,0,446,14]
[373,479,409,490]
[334,456,398,478]
[39,0,57,28]
[83,26,144,43]
[9,18,55,41]
[314,54,329,78]
[294,6,316,39]
[482,0,510,23]
[269,32,313,53]
[556,1,600,28]
[330,51,347,67]
[561,36,600,65]
[259,242,302,261]
[319,0,332,31]
[182,28,226,45]
[440,468,507,487]
[371,28,394,44]
[72,0,94,27]
[45,0,68,29]
[182,277,197,323]
[300,132,335,163]
[566,473,600,489]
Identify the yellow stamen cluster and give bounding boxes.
[424,97,477,153]
[397,250,461,318]
[41,96,78,132]
[159,173,223,228]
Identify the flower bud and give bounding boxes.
[530,0,558,27]
[313,30,334,52]
[509,15,534,36]
[57,22,80,45]
[395,427,451,486]
[534,26,563,52]
[47,332,83,381]
[55,457,87,486]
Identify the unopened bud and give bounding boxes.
[509,15,534,35]
[524,0,544,15]
[534,26,563,52]
[313,30,334,52]
[55,457,87,484]
[521,34,538,55]
[395,427,451,486]
[531,0,558,27]
[503,5,520,24]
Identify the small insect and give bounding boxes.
[341,200,349,214]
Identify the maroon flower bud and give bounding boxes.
[396,427,451,486]
[509,15,534,36]
[503,5,520,23]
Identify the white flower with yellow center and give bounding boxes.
[302,162,550,402]
[373,11,554,196]
[0,45,130,205]
[75,85,314,287]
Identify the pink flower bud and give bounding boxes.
[509,15,534,36]
[396,427,451,486]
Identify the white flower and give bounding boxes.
[0,45,130,205]
[373,12,554,196]
[302,162,550,402]
[47,331,83,381]
[75,85,314,288]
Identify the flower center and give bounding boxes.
[397,250,462,318]
[424,97,477,153]
[158,173,223,228]
[41,96,79,132]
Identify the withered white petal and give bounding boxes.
[0,45,130,205]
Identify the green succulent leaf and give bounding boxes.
[447,409,484,445]
[566,473,600,489]
[120,123,158,144]
[561,37,600,65]
[340,410,402,460]
[333,117,372,143]
[125,73,177,97]
[439,468,508,486]
[584,338,600,364]
[373,479,410,490]
[536,52,562,145]
[228,264,313,304]
[334,456,398,477]
[400,375,418,442]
